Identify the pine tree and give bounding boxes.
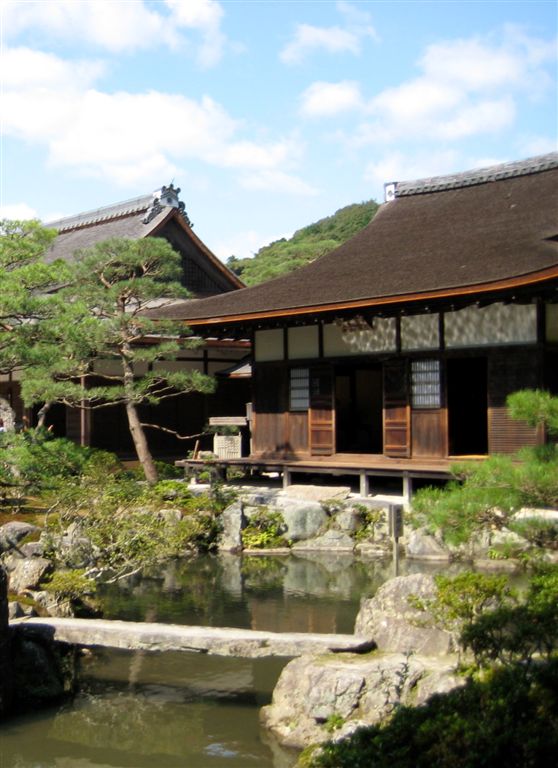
[0,220,65,430]
[21,237,214,483]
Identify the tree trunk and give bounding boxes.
[0,397,16,432]
[36,401,53,430]
[125,401,158,484]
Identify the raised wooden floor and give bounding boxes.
[176,452,479,503]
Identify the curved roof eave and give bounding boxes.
[177,265,558,328]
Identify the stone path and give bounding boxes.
[10,617,373,658]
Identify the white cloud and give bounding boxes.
[1,0,176,52]
[240,170,318,196]
[0,0,228,66]
[342,26,556,148]
[364,150,461,189]
[165,0,226,67]
[337,0,379,38]
[300,81,363,117]
[435,98,516,140]
[421,28,556,95]
[213,229,290,261]
[216,139,300,170]
[280,2,377,64]
[1,47,105,90]
[370,79,460,124]
[1,47,307,191]
[420,39,523,91]
[166,0,224,29]
[516,135,558,157]
[0,203,39,221]
[281,24,360,64]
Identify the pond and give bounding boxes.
[1,554,456,768]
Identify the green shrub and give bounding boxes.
[44,477,223,579]
[323,713,345,733]
[462,565,558,668]
[509,517,558,550]
[241,508,289,549]
[0,429,118,496]
[43,569,97,601]
[410,390,558,548]
[354,506,384,541]
[507,389,558,435]
[409,572,516,645]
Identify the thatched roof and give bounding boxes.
[45,185,243,292]
[152,154,558,327]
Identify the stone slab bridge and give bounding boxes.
[10,617,373,658]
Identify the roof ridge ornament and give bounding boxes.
[143,183,193,227]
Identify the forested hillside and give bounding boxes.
[226,199,379,286]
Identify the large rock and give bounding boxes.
[355,573,454,655]
[218,501,244,552]
[281,485,351,502]
[405,528,450,561]
[0,522,38,554]
[0,564,11,716]
[292,529,355,552]
[276,499,328,542]
[10,633,77,710]
[7,557,53,595]
[261,651,461,749]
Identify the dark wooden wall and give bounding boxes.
[252,365,309,457]
[251,345,550,461]
[488,349,541,453]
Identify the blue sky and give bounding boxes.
[1,0,556,261]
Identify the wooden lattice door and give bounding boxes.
[309,366,335,456]
[383,360,410,458]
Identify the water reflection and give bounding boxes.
[1,554,457,768]
[1,651,294,768]
[98,553,449,635]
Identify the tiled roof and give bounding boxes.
[46,194,154,233]
[43,185,244,292]
[390,152,558,198]
[150,154,558,325]
[44,207,172,263]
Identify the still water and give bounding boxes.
[0,554,452,768]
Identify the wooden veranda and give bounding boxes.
[176,452,478,505]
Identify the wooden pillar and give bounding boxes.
[359,471,370,497]
[402,472,412,509]
[283,467,291,488]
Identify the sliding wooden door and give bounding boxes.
[309,366,335,456]
[383,360,410,458]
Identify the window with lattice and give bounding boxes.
[411,359,441,409]
[290,367,310,411]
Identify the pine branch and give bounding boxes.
[140,422,206,441]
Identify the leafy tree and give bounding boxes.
[21,237,214,483]
[507,388,558,436]
[411,390,558,546]
[411,572,515,648]
[0,220,66,429]
[0,427,103,497]
[42,469,226,582]
[227,200,378,285]
[462,566,558,668]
